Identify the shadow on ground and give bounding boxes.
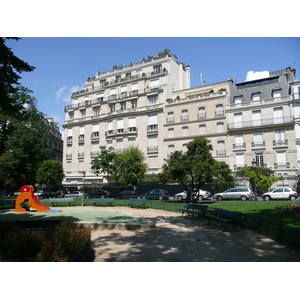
[91,214,300,262]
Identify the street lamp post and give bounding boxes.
[251,159,258,201]
[81,170,86,206]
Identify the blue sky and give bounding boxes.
[5,37,300,131]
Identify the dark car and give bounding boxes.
[39,191,55,199]
[114,190,137,199]
[87,190,113,199]
[141,189,170,200]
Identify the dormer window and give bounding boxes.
[272,89,282,98]
[251,92,261,101]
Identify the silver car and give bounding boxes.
[213,188,254,201]
[174,189,211,201]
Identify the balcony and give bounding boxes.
[234,164,247,170]
[228,116,294,131]
[273,139,288,147]
[78,134,85,142]
[67,136,73,144]
[90,151,99,158]
[180,116,189,122]
[78,152,84,158]
[251,141,266,147]
[198,113,206,120]
[66,154,72,160]
[105,127,138,137]
[215,110,225,118]
[274,162,290,169]
[147,124,158,134]
[216,150,226,157]
[233,143,246,149]
[91,132,99,140]
[167,117,175,124]
[147,146,158,153]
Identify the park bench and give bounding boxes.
[92,198,115,206]
[49,198,75,206]
[14,220,63,233]
[128,198,148,208]
[178,203,208,218]
[205,208,241,230]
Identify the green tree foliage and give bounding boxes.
[212,161,235,193]
[4,110,53,186]
[91,146,148,188]
[114,146,148,188]
[36,160,65,185]
[235,166,281,193]
[0,38,35,116]
[90,146,117,183]
[159,137,217,202]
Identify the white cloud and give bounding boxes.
[70,85,80,93]
[55,86,67,101]
[245,70,270,81]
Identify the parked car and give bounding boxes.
[174,189,211,201]
[213,188,254,201]
[141,189,170,200]
[13,190,21,196]
[65,191,85,198]
[39,191,55,199]
[114,190,137,199]
[262,188,298,201]
[34,191,43,197]
[87,190,113,199]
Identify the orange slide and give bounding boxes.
[15,185,51,212]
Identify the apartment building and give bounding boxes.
[63,54,190,185]
[165,81,229,164]
[227,67,298,188]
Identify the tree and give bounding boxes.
[36,161,65,185]
[0,38,35,116]
[91,146,117,184]
[4,110,53,186]
[212,161,235,193]
[235,166,281,194]
[159,137,216,202]
[114,146,148,188]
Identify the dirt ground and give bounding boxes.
[88,206,300,262]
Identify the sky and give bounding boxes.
[5,37,300,131]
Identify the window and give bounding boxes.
[69,112,74,120]
[276,151,287,168]
[255,152,264,167]
[79,126,84,140]
[109,104,115,112]
[168,145,175,156]
[128,117,136,131]
[116,139,123,151]
[216,122,224,132]
[93,106,100,116]
[199,125,206,134]
[153,65,162,73]
[131,99,137,108]
[126,73,131,79]
[148,135,158,153]
[272,89,282,98]
[168,128,174,137]
[215,104,224,117]
[234,113,243,128]
[131,83,138,92]
[80,109,86,118]
[100,80,106,87]
[253,132,264,147]
[148,115,158,131]
[117,119,123,133]
[235,153,245,168]
[274,129,285,145]
[234,95,242,105]
[120,101,126,110]
[251,92,261,101]
[198,107,206,119]
[182,126,189,136]
[274,107,283,123]
[181,110,189,122]
[148,95,158,105]
[120,85,127,98]
[167,112,174,124]
[235,133,244,148]
[92,124,99,138]
[252,110,262,126]
[217,141,225,156]
[150,79,159,90]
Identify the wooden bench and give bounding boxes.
[128,198,148,208]
[92,198,115,206]
[206,208,241,230]
[15,220,63,233]
[49,198,75,206]
[178,203,208,218]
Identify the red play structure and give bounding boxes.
[15,185,51,212]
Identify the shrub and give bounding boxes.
[276,202,300,213]
[37,221,91,262]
